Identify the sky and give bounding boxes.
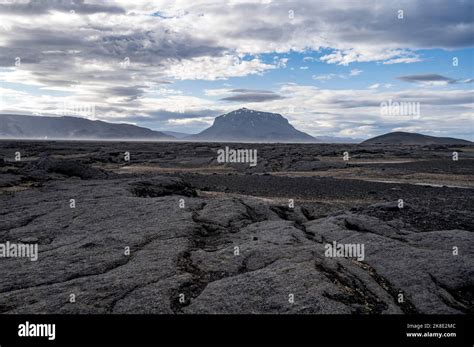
[0,0,473,140]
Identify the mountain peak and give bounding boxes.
[226,107,256,114]
[221,108,285,120]
[191,109,314,143]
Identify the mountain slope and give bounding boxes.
[162,131,192,139]
[0,114,174,140]
[190,108,315,142]
[362,131,472,145]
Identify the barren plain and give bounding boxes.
[0,141,472,314]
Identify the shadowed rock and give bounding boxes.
[129,177,197,197]
[24,157,108,180]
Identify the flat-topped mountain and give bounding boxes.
[362,131,472,145]
[189,108,315,143]
[0,114,174,140]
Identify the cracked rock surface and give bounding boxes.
[0,141,472,314]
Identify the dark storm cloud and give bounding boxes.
[397,74,473,84]
[105,86,147,101]
[201,0,474,59]
[395,91,474,105]
[398,74,454,83]
[95,33,225,63]
[2,26,226,67]
[0,0,125,15]
[220,89,284,103]
[325,0,474,49]
[1,0,472,92]
[229,25,288,42]
[231,89,276,94]
[221,93,284,102]
[336,100,382,108]
[0,21,226,103]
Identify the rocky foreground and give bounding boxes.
[0,141,472,314]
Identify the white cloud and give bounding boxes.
[349,69,363,76]
[166,55,276,80]
[312,73,338,81]
[320,49,422,66]
[312,69,363,82]
[383,57,423,64]
[249,84,474,140]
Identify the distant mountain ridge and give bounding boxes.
[362,131,472,145]
[189,108,315,143]
[1,113,471,145]
[0,114,174,140]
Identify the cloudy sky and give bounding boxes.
[0,0,473,139]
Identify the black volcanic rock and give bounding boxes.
[129,177,197,197]
[0,114,174,140]
[0,141,473,314]
[362,131,471,145]
[24,157,108,180]
[190,108,315,143]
